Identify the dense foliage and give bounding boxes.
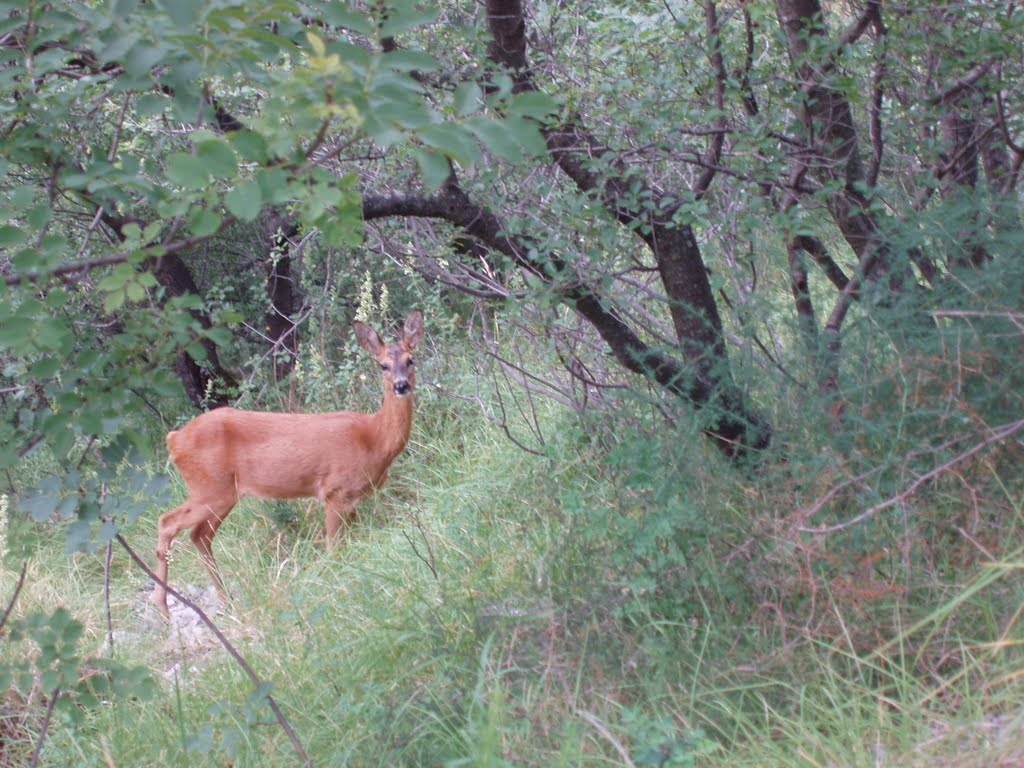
[1,0,1023,764]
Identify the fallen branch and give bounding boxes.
[115,534,312,767]
[576,710,637,768]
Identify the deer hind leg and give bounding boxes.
[150,497,235,618]
[190,511,229,604]
[323,491,358,541]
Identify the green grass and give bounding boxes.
[3,383,1024,766]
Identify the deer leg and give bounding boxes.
[151,500,191,618]
[151,497,234,618]
[190,513,229,604]
[324,492,357,541]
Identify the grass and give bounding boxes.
[3,367,1024,767]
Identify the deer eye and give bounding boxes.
[380,363,390,372]
[407,357,415,366]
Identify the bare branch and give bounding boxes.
[799,418,1024,534]
[3,226,236,287]
[115,534,312,768]
[928,60,994,107]
[0,561,27,636]
[29,687,60,768]
[694,0,727,199]
[839,0,881,48]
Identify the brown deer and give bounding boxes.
[150,310,424,617]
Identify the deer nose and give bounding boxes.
[393,379,410,396]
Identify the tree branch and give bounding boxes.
[928,60,994,107]
[363,186,770,455]
[694,0,727,199]
[115,534,312,767]
[799,418,1024,534]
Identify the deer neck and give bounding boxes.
[371,386,414,461]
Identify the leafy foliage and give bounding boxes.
[2,0,1024,764]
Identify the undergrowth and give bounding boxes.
[3,301,1024,767]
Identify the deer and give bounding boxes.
[150,310,425,618]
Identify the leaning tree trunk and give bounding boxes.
[153,252,238,409]
[484,0,770,457]
[96,210,236,409]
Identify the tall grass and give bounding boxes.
[4,309,1024,766]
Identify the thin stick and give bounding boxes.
[104,538,114,650]
[0,560,27,635]
[576,710,637,768]
[115,535,312,767]
[402,505,438,580]
[29,687,60,768]
[800,418,1024,534]
[102,484,113,651]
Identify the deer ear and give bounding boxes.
[403,310,424,350]
[353,321,382,355]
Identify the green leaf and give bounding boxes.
[256,167,292,204]
[321,5,375,35]
[26,204,50,230]
[507,90,558,121]
[379,4,439,37]
[187,207,221,237]
[30,356,61,378]
[0,224,26,246]
[305,30,326,57]
[504,116,548,156]
[417,123,481,166]
[204,326,233,346]
[155,0,203,29]
[24,490,58,523]
[65,519,93,553]
[96,264,132,292]
[97,519,118,543]
[196,139,237,178]
[43,412,74,458]
[35,317,70,350]
[124,42,164,79]
[0,316,34,349]
[103,289,126,314]
[414,148,452,192]
[454,82,483,117]
[185,341,208,361]
[383,49,438,74]
[465,118,524,163]
[224,181,263,221]
[362,113,405,149]
[231,130,269,163]
[12,247,40,272]
[125,279,147,302]
[135,93,167,117]
[165,153,211,189]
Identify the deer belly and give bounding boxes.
[235,464,323,500]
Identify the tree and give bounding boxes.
[3,0,1023,539]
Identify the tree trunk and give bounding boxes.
[262,210,301,381]
[154,253,237,409]
[98,210,236,409]
[484,0,770,457]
